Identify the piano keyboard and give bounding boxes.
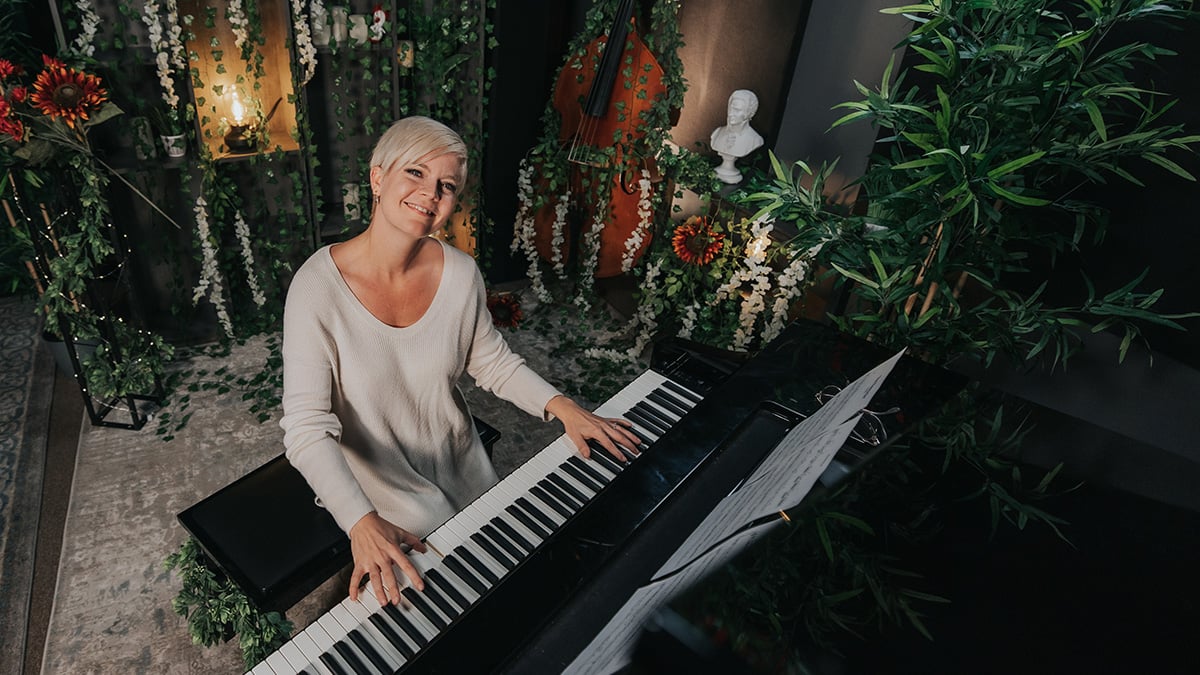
[248,369,705,675]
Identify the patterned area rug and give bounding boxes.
[40,291,646,673]
[0,296,54,673]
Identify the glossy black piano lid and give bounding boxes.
[398,320,966,674]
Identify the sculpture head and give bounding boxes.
[727,89,758,125]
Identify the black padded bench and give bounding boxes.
[177,417,501,612]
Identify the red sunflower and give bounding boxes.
[29,59,107,129]
[0,98,24,142]
[671,216,724,266]
[0,59,21,81]
[486,293,523,328]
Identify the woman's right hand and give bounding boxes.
[348,511,428,605]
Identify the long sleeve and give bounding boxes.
[279,264,377,533]
[462,264,562,419]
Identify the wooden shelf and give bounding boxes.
[180,0,301,159]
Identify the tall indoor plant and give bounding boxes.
[676,0,1199,664]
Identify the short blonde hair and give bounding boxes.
[370,116,468,181]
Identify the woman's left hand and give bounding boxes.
[545,395,642,463]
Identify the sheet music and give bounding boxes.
[567,348,906,673]
[656,414,861,580]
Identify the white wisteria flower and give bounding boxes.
[233,209,267,308]
[620,169,653,273]
[511,160,551,302]
[191,196,234,339]
[228,0,251,55]
[550,191,570,278]
[290,0,318,85]
[69,0,100,58]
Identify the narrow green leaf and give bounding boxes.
[986,151,1046,179]
[987,182,1051,206]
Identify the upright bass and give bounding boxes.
[531,0,668,279]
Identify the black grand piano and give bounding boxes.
[184,319,965,674]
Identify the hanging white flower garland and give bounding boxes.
[289,0,318,85]
[69,0,100,58]
[227,0,251,56]
[584,258,664,364]
[141,0,182,120]
[191,195,235,339]
[511,159,551,303]
[572,205,606,309]
[621,169,653,273]
[550,191,570,278]
[233,209,268,308]
[712,215,775,351]
[677,301,699,340]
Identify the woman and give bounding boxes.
[280,116,640,609]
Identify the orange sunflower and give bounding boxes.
[671,216,724,266]
[0,98,24,142]
[29,56,107,129]
[487,293,523,328]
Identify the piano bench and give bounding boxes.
[177,416,501,612]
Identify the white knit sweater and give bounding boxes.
[279,239,561,536]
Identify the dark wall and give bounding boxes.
[480,1,584,283]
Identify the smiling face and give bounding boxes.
[369,150,463,239]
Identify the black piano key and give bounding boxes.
[370,613,416,660]
[588,446,627,474]
[515,496,560,531]
[493,517,535,553]
[648,389,689,418]
[535,481,580,515]
[426,568,470,611]
[654,385,695,412]
[382,602,430,648]
[624,423,653,449]
[347,629,392,673]
[320,652,351,675]
[508,503,552,539]
[444,554,489,590]
[663,378,703,404]
[451,546,500,585]
[420,574,462,618]
[471,532,517,570]
[567,456,610,488]
[562,460,604,493]
[401,587,450,631]
[588,439,636,463]
[624,408,668,437]
[481,523,525,563]
[632,401,675,430]
[333,640,373,675]
[547,472,591,506]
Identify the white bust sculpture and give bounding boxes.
[710,89,764,184]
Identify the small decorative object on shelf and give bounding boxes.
[161,133,187,157]
[330,6,349,44]
[369,4,388,43]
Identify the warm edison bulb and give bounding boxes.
[231,92,245,125]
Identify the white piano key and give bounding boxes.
[426,559,482,606]
[478,491,543,548]
[338,598,407,672]
[315,613,355,662]
[439,519,509,579]
[359,592,425,654]
[277,641,311,674]
[300,621,346,675]
[248,658,276,675]
[455,508,523,566]
[290,632,333,675]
